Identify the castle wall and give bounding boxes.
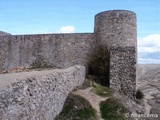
[0,33,95,72]
[0,9,137,100]
[0,65,86,120]
[110,46,136,99]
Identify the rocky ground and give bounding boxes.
[137,64,160,120]
[1,64,159,119]
[70,64,160,120]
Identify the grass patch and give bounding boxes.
[100,97,128,120]
[92,83,114,97]
[55,93,98,120]
[72,108,97,120]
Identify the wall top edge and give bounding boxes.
[4,32,94,37]
[95,9,136,17]
[0,65,83,90]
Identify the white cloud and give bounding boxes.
[59,26,75,33]
[138,34,160,53]
[138,34,160,64]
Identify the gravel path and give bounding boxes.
[73,87,109,120]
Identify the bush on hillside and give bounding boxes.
[55,93,97,120]
[100,97,128,120]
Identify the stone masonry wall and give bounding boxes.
[0,33,95,72]
[110,46,136,99]
[0,65,86,120]
[0,10,137,101]
[94,10,137,47]
[0,10,137,73]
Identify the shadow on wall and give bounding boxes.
[88,45,110,87]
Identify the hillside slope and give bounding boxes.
[137,64,160,81]
[137,64,160,119]
[0,31,11,36]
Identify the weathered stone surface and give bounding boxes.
[0,65,86,120]
[94,10,137,47]
[0,33,95,71]
[0,10,137,101]
[110,46,136,100]
[0,10,137,73]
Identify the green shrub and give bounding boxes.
[88,45,110,87]
[136,90,144,100]
[92,84,114,97]
[55,93,98,120]
[30,55,53,69]
[100,97,127,120]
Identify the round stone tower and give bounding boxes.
[94,10,137,47]
[94,10,137,100]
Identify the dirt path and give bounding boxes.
[73,87,109,120]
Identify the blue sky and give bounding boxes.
[0,0,160,64]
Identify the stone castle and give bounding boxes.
[0,10,137,119]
